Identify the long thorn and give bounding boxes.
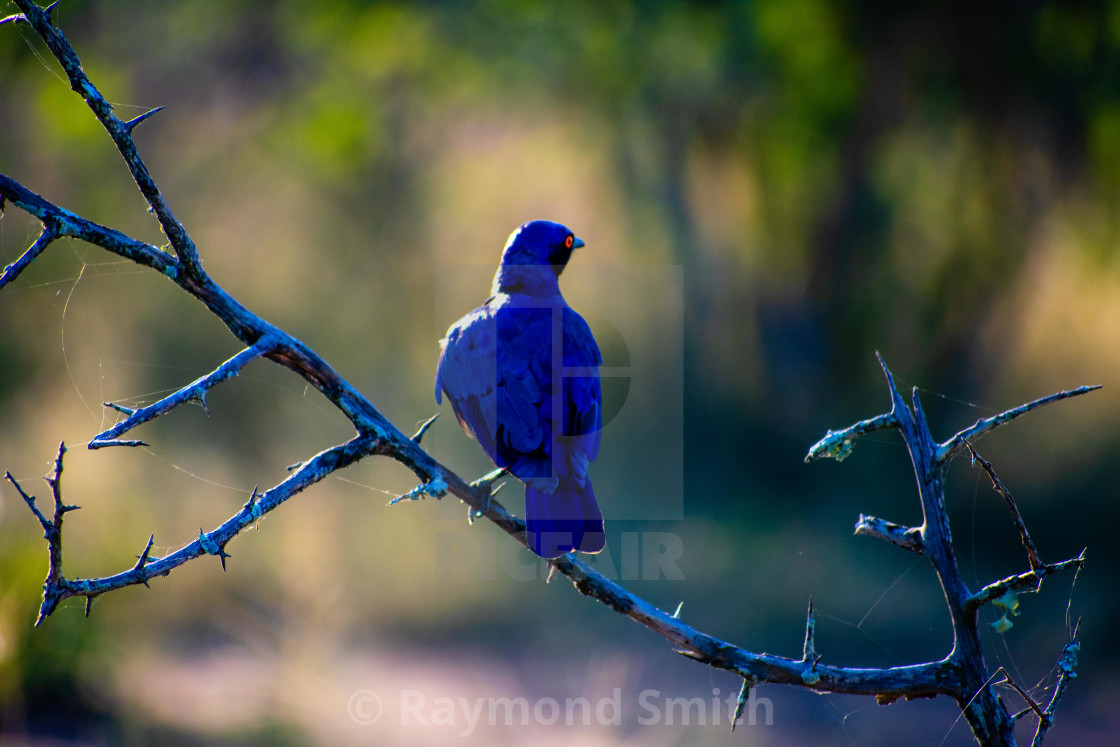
[122,106,164,133]
[802,597,817,663]
[411,412,440,444]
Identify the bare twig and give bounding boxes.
[0,174,178,279]
[803,412,897,462]
[854,514,925,554]
[968,552,1086,613]
[937,386,1101,464]
[963,440,1042,570]
[1032,621,1081,747]
[803,352,903,463]
[991,667,1047,724]
[9,0,199,271]
[6,443,81,623]
[90,341,273,448]
[11,434,382,623]
[0,221,59,288]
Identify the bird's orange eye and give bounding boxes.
[565,234,574,249]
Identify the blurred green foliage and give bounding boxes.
[2,0,1118,743]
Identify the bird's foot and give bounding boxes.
[467,467,508,523]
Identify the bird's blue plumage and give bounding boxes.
[435,220,605,558]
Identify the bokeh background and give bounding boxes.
[1,0,1117,744]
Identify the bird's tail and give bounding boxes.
[525,479,605,559]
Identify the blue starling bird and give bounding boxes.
[436,220,605,558]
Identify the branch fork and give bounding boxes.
[801,353,1090,744]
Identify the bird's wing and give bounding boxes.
[435,305,501,461]
[437,299,601,490]
[561,307,603,485]
[493,303,551,481]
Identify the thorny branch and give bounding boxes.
[89,342,271,448]
[0,4,1091,743]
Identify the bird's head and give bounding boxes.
[492,220,585,295]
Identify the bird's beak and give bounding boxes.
[572,237,585,249]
